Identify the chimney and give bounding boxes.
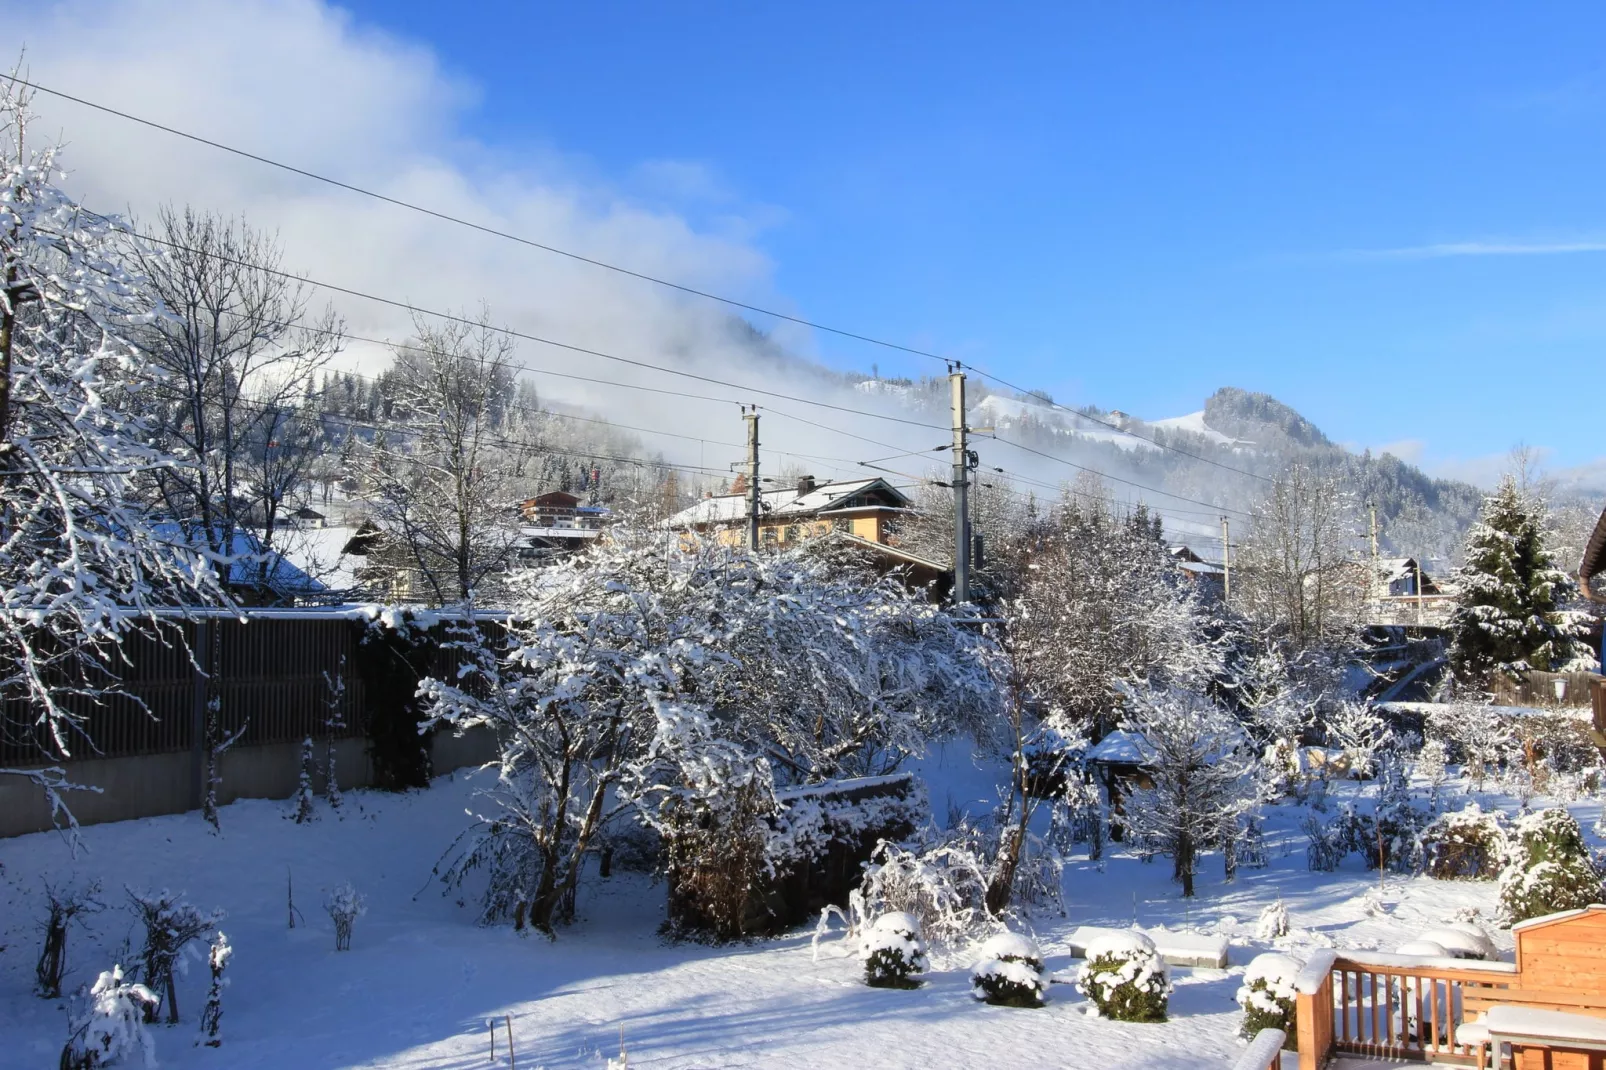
[796,474,816,495]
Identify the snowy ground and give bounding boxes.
[0,749,1583,1070]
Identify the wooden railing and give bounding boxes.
[1296,950,1521,1068]
[1232,1029,1286,1070]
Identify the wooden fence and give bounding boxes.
[1492,671,1605,711]
[1296,949,1520,1068]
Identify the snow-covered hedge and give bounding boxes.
[861,912,928,989]
[1076,931,1171,1022]
[971,932,1047,1008]
[1498,807,1605,924]
[1419,802,1510,881]
[1237,953,1301,1048]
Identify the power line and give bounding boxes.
[10,76,969,369]
[12,76,1279,487]
[985,436,1256,518]
[121,226,953,436]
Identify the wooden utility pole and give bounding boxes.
[1220,516,1231,605]
[743,406,761,552]
[1368,499,1380,609]
[949,366,970,604]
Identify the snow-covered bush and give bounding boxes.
[60,966,159,1069]
[1325,702,1390,780]
[325,883,366,951]
[1076,931,1171,1022]
[1256,899,1290,941]
[971,932,1047,1008]
[1498,807,1605,924]
[128,890,221,1025]
[1302,813,1345,872]
[291,737,317,824]
[1419,803,1510,881]
[861,912,928,989]
[196,932,230,1047]
[1415,924,1496,960]
[856,837,994,956]
[1237,953,1301,1047]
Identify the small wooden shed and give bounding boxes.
[1513,905,1606,1001]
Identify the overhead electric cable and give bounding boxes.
[14,75,1279,485]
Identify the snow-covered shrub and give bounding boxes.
[861,912,928,989]
[1419,803,1510,881]
[971,932,1047,1008]
[60,965,159,1069]
[1325,702,1391,780]
[1498,807,1604,924]
[128,890,221,1024]
[1237,953,1300,1047]
[1373,754,1428,872]
[1416,924,1496,960]
[291,737,317,824]
[1256,899,1290,941]
[857,837,994,956]
[1076,931,1171,1022]
[36,881,103,999]
[195,932,230,1047]
[325,883,365,951]
[1302,813,1344,872]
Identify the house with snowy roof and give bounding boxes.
[1167,544,1226,600]
[661,474,950,590]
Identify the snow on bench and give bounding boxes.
[1485,1005,1606,1051]
[1067,925,1230,969]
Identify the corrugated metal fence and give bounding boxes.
[0,613,474,767]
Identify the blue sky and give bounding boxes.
[26,0,1606,483]
[332,2,1606,478]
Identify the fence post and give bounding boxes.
[188,618,209,810]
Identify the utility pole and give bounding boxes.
[1368,499,1380,609]
[949,366,970,604]
[1220,516,1231,605]
[743,406,761,552]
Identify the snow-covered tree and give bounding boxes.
[1234,463,1365,651]
[1118,688,1257,898]
[425,533,1000,934]
[0,76,227,821]
[1427,702,1513,791]
[359,312,525,605]
[1237,953,1300,1045]
[1449,475,1596,689]
[131,207,341,588]
[1324,702,1390,781]
[291,737,317,824]
[60,965,159,1070]
[860,911,928,989]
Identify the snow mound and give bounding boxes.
[1394,939,1450,958]
[1241,953,1303,988]
[1084,930,1158,960]
[977,931,1041,963]
[1417,926,1495,960]
[871,911,921,936]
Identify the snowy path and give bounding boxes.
[0,766,1529,1069]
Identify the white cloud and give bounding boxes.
[1344,239,1606,260]
[5,0,939,481]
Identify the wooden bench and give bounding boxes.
[1484,1005,1606,1070]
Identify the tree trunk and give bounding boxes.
[1178,830,1195,898]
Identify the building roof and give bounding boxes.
[662,477,909,529]
[1085,729,1155,766]
[1583,507,1606,602]
[1511,903,1606,933]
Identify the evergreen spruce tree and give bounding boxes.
[1448,476,1593,689]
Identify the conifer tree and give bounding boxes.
[1448,476,1593,689]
